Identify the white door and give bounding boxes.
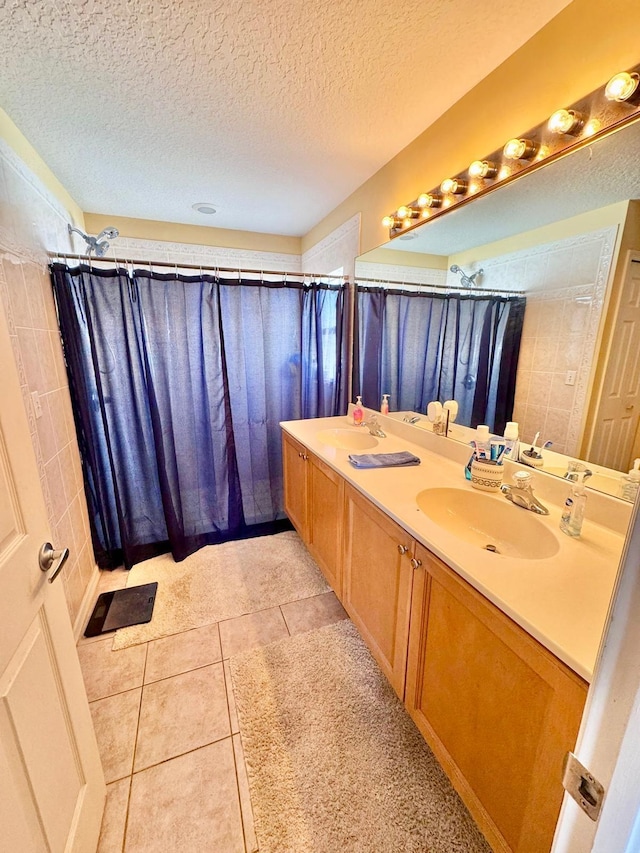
[0,306,105,851]
[588,252,640,470]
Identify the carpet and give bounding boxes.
[230,620,491,853]
[112,531,329,650]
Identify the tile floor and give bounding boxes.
[78,566,349,852]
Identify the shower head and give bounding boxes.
[450,264,483,288]
[68,224,119,256]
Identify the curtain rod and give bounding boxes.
[48,252,348,281]
[355,275,522,296]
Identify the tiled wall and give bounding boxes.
[0,138,99,633]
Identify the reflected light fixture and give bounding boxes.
[503,138,539,160]
[440,177,468,194]
[468,160,498,179]
[605,71,640,104]
[417,192,442,209]
[548,108,584,136]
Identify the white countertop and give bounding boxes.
[281,414,627,682]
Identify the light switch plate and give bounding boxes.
[565,370,577,386]
[562,752,604,821]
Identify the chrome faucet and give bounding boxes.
[564,461,593,483]
[364,414,386,437]
[500,471,549,515]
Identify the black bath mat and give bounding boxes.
[84,582,158,637]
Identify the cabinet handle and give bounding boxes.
[397,544,409,555]
[298,451,304,457]
[410,557,422,570]
[302,454,308,461]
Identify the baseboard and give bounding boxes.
[73,566,101,641]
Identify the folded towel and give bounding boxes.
[348,451,421,469]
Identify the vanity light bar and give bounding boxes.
[382,61,640,237]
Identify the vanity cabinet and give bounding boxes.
[406,542,588,853]
[282,433,344,594]
[342,484,415,699]
[281,428,589,853]
[282,433,309,538]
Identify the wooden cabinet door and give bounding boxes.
[342,485,414,699]
[307,454,344,596]
[282,433,309,539]
[406,543,587,853]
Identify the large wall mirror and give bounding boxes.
[356,118,640,500]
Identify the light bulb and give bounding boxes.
[440,177,468,195]
[417,193,441,209]
[468,160,498,179]
[503,138,538,160]
[382,215,398,229]
[548,109,584,136]
[397,205,418,219]
[402,218,413,229]
[605,71,640,103]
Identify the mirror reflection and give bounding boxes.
[356,119,640,500]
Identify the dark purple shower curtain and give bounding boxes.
[50,264,347,569]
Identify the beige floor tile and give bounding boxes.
[219,606,289,659]
[134,663,229,772]
[78,636,147,702]
[280,591,348,636]
[90,688,141,783]
[224,660,239,735]
[77,629,116,646]
[145,622,222,683]
[126,740,244,853]
[97,777,131,853]
[97,567,130,592]
[233,734,258,853]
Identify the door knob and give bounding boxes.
[410,557,422,570]
[39,542,70,584]
[397,544,409,555]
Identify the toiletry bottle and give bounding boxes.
[560,472,587,537]
[381,394,390,415]
[621,459,640,502]
[353,396,364,426]
[503,421,519,461]
[475,425,491,459]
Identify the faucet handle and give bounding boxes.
[513,470,533,489]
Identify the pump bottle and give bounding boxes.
[353,396,364,426]
[560,472,587,537]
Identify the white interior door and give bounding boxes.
[588,253,640,470]
[0,307,105,851]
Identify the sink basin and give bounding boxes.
[416,487,559,560]
[316,429,379,451]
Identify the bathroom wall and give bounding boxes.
[0,135,99,634]
[99,234,303,272]
[449,226,618,456]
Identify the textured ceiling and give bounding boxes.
[0,0,571,236]
[382,121,640,257]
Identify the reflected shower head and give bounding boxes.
[450,264,483,288]
[68,224,119,256]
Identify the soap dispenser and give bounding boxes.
[353,396,364,426]
[560,472,587,537]
[622,458,640,502]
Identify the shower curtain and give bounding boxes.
[51,264,347,569]
[353,284,525,433]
